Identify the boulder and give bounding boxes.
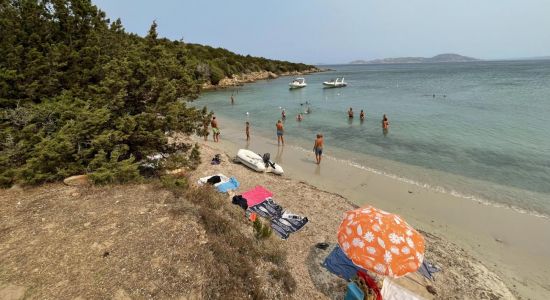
[63,175,90,186]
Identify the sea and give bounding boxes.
[193,60,550,218]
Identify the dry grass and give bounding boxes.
[0,181,296,299]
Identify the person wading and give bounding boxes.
[276,120,284,146]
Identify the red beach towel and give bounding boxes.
[242,186,273,207]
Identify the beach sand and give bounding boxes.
[192,140,518,299]
[194,117,550,299]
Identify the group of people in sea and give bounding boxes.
[203,95,390,165]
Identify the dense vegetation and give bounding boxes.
[0,0,315,187]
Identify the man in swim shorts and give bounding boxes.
[348,107,354,118]
[313,133,324,164]
[211,116,220,142]
[276,120,284,146]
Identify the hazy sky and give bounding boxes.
[93,0,550,64]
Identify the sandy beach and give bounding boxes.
[195,115,550,299]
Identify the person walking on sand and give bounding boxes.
[313,133,324,164]
[360,110,365,121]
[211,116,220,142]
[245,121,250,141]
[276,120,284,146]
[348,107,354,118]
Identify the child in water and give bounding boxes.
[245,121,250,141]
[360,110,365,121]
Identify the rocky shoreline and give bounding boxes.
[201,67,324,90]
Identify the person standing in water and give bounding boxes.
[211,116,220,142]
[382,114,389,136]
[245,121,250,141]
[313,133,324,164]
[382,114,389,129]
[360,110,365,121]
[231,95,235,104]
[276,120,284,146]
[281,109,286,120]
[348,107,354,118]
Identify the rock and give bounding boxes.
[9,184,23,192]
[63,174,90,186]
[426,285,437,295]
[165,168,186,176]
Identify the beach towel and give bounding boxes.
[248,198,283,218]
[241,186,273,207]
[270,212,308,240]
[323,245,367,280]
[247,198,308,239]
[417,259,440,281]
[197,174,229,187]
[381,278,423,300]
[216,177,240,193]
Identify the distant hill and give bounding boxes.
[350,54,479,65]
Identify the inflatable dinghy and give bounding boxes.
[236,149,284,175]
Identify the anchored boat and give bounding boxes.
[289,77,307,89]
[323,77,347,88]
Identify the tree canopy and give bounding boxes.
[0,0,315,186]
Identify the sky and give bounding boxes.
[93,0,550,64]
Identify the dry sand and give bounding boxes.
[203,115,550,300]
[192,141,516,299]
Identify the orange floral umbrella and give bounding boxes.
[337,206,425,277]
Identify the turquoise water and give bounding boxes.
[194,60,550,217]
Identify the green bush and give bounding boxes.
[0,0,316,187]
[253,218,273,240]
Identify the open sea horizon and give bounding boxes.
[194,60,550,218]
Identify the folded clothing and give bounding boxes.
[241,186,273,207]
[232,195,248,210]
[217,177,240,193]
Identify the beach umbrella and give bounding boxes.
[337,206,425,277]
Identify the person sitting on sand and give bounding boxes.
[276,120,284,146]
[348,107,354,118]
[313,133,324,164]
[211,116,220,142]
[297,114,303,121]
[245,121,250,141]
[360,110,365,121]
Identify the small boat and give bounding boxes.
[289,77,307,89]
[323,77,347,88]
[236,149,284,175]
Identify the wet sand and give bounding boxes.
[198,116,550,299]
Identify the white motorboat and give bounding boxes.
[323,77,347,88]
[289,77,307,89]
[236,149,284,175]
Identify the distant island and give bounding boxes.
[350,53,479,65]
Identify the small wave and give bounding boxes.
[289,144,549,220]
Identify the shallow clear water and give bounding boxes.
[193,60,550,216]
